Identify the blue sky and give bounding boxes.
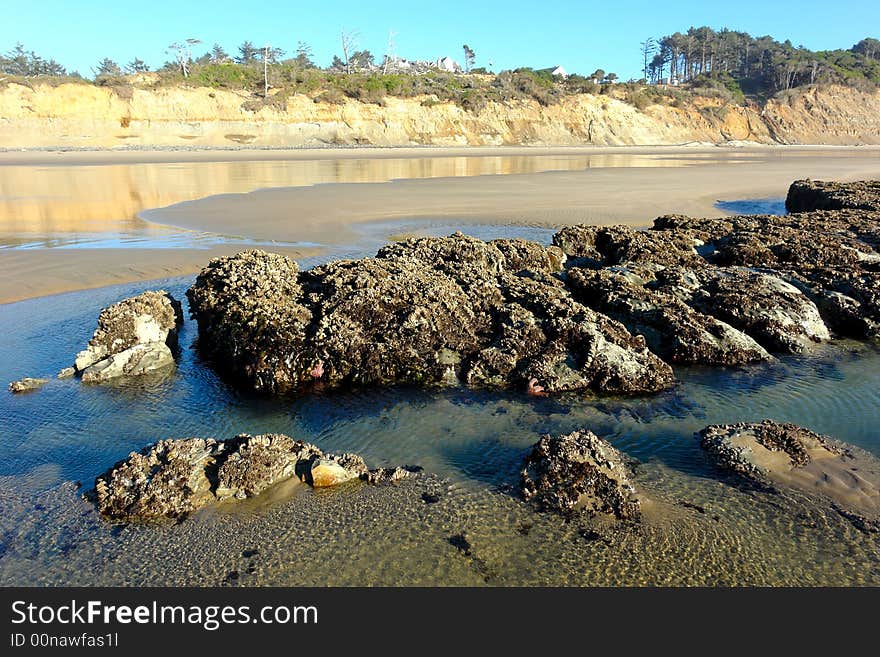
[2,0,877,78]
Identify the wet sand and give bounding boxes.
[0,245,315,305]
[0,144,784,166]
[2,145,880,304]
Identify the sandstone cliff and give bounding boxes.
[0,81,877,149]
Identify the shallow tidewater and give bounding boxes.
[1,223,879,585]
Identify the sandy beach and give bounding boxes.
[2,145,880,305]
[0,245,316,305]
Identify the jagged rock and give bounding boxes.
[93,433,409,521]
[185,181,879,398]
[185,250,312,392]
[699,420,880,524]
[791,268,880,339]
[566,267,770,365]
[656,266,830,353]
[786,179,880,213]
[187,236,674,395]
[364,467,413,485]
[57,367,75,379]
[521,430,641,519]
[214,434,319,500]
[81,343,175,383]
[95,438,217,520]
[651,187,880,341]
[553,224,704,268]
[8,377,48,393]
[75,290,182,382]
[490,238,566,272]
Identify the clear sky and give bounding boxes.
[2,0,877,79]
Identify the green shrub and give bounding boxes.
[459,89,488,112]
[190,63,261,90]
[315,88,346,104]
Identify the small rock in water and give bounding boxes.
[308,458,362,488]
[521,430,641,519]
[8,377,48,393]
[92,433,413,522]
[57,367,75,379]
[364,467,411,485]
[75,290,182,383]
[699,420,880,528]
[447,533,473,555]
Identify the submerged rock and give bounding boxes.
[8,377,48,393]
[699,420,880,526]
[74,290,182,383]
[187,236,673,396]
[521,430,641,519]
[94,433,410,522]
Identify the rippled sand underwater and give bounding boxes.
[1,260,879,585]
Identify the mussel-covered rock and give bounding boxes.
[521,430,641,519]
[74,290,182,383]
[786,179,880,213]
[94,433,411,522]
[566,267,770,365]
[699,420,880,529]
[187,236,674,395]
[656,266,831,353]
[185,179,880,399]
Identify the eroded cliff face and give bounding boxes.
[761,85,880,145]
[0,81,875,149]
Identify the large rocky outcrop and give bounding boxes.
[94,433,411,522]
[188,180,878,397]
[187,235,674,395]
[699,421,880,530]
[521,430,641,519]
[74,290,183,383]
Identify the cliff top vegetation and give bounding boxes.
[1,30,877,113]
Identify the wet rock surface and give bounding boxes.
[8,377,48,393]
[94,433,411,522]
[521,430,641,519]
[651,186,880,341]
[566,267,770,364]
[186,180,878,397]
[662,266,830,353]
[74,290,182,383]
[786,179,880,213]
[188,236,673,395]
[699,420,880,528]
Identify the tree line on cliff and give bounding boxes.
[2,30,878,112]
[643,29,879,96]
